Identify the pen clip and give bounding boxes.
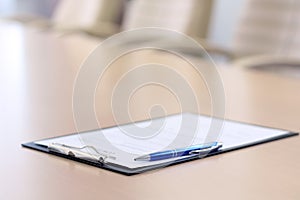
[189,142,222,158]
[48,143,108,164]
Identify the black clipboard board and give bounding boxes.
[22,115,298,176]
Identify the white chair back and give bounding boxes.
[233,0,300,57]
[52,0,124,36]
[122,0,213,38]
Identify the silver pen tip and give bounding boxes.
[134,155,150,161]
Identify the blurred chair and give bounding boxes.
[52,0,124,37]
[230,0,300,71]
[3,0,124,37]
[121,0,213,38]
[201,0,300,68]
[232,0,300,58]
[233,54,300,78]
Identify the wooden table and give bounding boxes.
[1,21,300,200]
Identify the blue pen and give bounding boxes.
[134,142,222,161]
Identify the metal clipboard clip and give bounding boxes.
[48,143,110,164]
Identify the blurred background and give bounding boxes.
[0,0,300,76]
[0,0,244,47]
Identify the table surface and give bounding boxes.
[1,21,300,200]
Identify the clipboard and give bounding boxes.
[22,113,298,176]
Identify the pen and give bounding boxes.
[134,142,222,161]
